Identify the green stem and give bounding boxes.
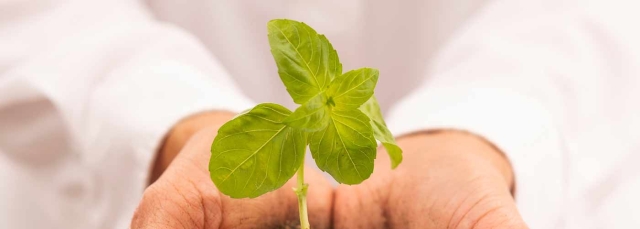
[294,156,310,229]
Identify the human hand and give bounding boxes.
[131,112,527,229]
[333,130,528,229]
[131,112,333,229]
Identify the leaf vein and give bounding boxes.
[220,127,287,183]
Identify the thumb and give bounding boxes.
[133,126,334,229]
[333,131,529,229]
[451,189,527,229]
[332,146,395,229]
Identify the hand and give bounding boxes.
[131,112,333,229]
[333,130,528,229]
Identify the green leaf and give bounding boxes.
[359,96,403,168]
[209,103,306,198]
[327,68,379,109]
[283,93,331,132]
[319,34,342,82]
[309,109,377,184]
[211,19,402,201]
[268,19,341,104]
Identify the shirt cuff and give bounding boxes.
[87,60,254,227]
[386,85,564,228]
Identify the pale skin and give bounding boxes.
[131,112,528,229]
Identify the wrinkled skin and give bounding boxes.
[333,131,528,229]
[131,114,527,229]
[131,125,333,229]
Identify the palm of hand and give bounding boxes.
[131,129,526,229]
[334,133,527,229]
[131,127,333,229]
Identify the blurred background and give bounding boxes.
[146,0,488,112]
[0,1,492,228]
[4,0,640,228]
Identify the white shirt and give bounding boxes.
[1,0,639,228]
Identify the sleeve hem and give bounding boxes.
[88,60,255,196]
[129,63,255,192]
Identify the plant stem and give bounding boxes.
[294,156,310,229]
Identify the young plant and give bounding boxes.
[209,19,403,229]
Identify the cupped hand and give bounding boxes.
[333,131,528,229]
[131,120,333,229]
[131,111,527,229]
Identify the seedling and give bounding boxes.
[209,19,403,229]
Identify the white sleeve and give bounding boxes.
[386,2,573,228]
[0,1,253,227]
[387,65,565,228]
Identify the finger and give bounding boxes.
[218,166,333,229]
[131,180,223,229]
[159,126,334,229]
[333,145,395,229]
[334,131,528,229]
[383,132,526,229]
[131,127,224,229]
[135,124,335,229]
[449,185,527,229]
[186,128,333,228]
